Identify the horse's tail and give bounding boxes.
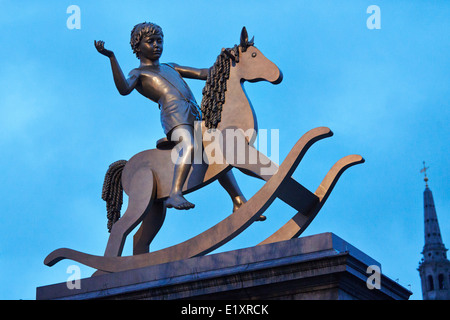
[102,160,127,232]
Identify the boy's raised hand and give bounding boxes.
[94,40,114,58]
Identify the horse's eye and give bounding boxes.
[252,52,257,58]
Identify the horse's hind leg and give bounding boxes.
[133,200,166,255]
[103,168,156,257]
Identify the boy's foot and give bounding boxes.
[232,196,246,213]
[232,195,266,221]
[257,215,267,222]
[166,193,195,210]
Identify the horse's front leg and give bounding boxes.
[221,140,277,221]
[229,143,312,214]
[220,127,278,181]
[229,143,279,182]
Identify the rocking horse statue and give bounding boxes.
[44,23,364,274]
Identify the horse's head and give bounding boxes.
[230,27,283,85]
[201,27,283,129]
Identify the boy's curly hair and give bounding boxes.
[130,22,164,59]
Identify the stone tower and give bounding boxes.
[417,163,450,300]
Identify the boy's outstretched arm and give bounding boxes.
[170,63,209,80]
[94,40,138,95]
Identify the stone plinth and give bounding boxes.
[36,233,411,300]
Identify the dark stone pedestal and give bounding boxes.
[36,233,411,300]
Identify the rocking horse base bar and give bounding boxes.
[36,233,411,300]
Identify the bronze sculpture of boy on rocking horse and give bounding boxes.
[44,23,364,273]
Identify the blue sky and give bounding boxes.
[1,1,449,300]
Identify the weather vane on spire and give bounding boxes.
[420,161,429,187]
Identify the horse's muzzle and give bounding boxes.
[271,68,283,84]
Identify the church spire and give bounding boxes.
[418,162,450,300]
[421,176,446,261]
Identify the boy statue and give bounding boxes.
[94,22,247,212]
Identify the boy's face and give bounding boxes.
[138,34,163,61]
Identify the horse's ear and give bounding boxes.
[240,27,248,47]
[248,36,254,46]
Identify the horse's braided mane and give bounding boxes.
[201,45,239,129]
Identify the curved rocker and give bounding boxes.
[44,127,334,273]
[259,154,365,245]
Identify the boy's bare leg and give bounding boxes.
[218,170,247,212]
[218,170,266,221]
[166,124,195,210]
